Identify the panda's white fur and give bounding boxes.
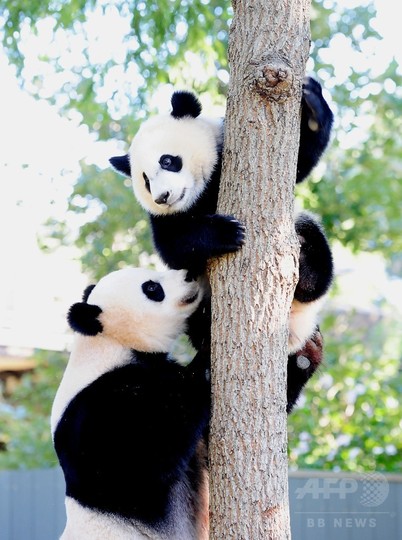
[288,297,325,355]
[51,267,207,540]
[129,114,223,215]
[62,483,199,540]
[62,498,153,540]
[87,266,200,351]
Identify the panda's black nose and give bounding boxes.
[185,270,201,282]
[154,191,170,205]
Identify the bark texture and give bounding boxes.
[209,1,311,538]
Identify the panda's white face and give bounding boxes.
[129,114,222,215]
[87,267,202,352]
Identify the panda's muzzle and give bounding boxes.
[181,291,199,305]
[154,191,171,205]
[154,189,186,207]
[180,284,200,305]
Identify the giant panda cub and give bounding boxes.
[110,82,334,409]
[51,268,210,540]
[110,78,333,277]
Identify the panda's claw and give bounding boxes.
[209,214,246,254]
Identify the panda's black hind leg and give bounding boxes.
[287,327,323,413]
[294,212,333,303]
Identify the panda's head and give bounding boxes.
[68,268,202,352]
[110,91,223,215]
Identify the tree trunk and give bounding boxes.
[209,1,311,538]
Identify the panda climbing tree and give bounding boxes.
[209,1,320,538]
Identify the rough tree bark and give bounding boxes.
[209,1,311,538]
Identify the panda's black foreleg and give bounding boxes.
[187,348,211,383]
[294,211,333,303]
[287,327,323,413]
[151,213,245,278]
[296,77,334,183]
[288,211,332,410]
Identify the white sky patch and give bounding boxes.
[315,0,402,100]
[372,0,402,65]
[0,52,112,350]
[85,5,133,65]
[331,244,402,316]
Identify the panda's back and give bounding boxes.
[54,355,208,539]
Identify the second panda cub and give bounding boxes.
[51,267,326,539]
[51,268,210,540]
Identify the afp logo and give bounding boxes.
[359,472,390,507]
[295,472,389,508]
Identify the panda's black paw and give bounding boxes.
[302,77,332,132]
[208,214,246,255]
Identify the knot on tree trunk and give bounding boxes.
[251,56,293,102]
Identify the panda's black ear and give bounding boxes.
[82,284,96,303]
[171,91,202,119]
[67,302,103,336]
[109,154,131,177]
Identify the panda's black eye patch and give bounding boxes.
[142,280,165,302]
[159,154,182,173]
[142,172,151,193]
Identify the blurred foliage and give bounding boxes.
[1,0,402,471]
[70,166,153,279]
[0,0,230,141]
[0,350,66,469]
[42,165,154,280]
[288,312,402,472]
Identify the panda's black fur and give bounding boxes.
[57,354,206,510]
[51,268,210,539]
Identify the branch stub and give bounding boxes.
[251,57,294,102]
